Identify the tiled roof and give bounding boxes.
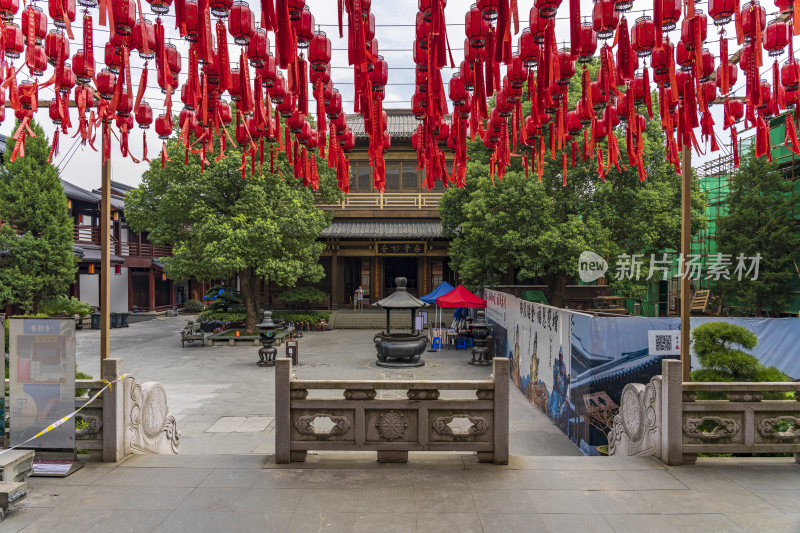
[321,221,443,239]
[74,245,125,264]
[61,179,101,203]
[347,109,440,140]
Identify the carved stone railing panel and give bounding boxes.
[275,358,509,464]
[123,378,180,455]
[608,359,800,465]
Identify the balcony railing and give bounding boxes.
[73,224,99,244]
[318,192,443,210]
[73,224,172,258]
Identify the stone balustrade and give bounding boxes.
[609,359,800,465]
[4,358,180,462]
[275,357,509,464]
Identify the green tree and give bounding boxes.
[125,128,341,332]
[715,149,800,316]
[0,119,77,313]
[440,71,706,306]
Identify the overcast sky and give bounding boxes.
[0,0,786,191]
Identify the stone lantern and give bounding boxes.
[372,277,428,368]
[257,310,278,366]
[469,309,492,366]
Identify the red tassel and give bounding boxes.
[562,152,567,186]
[732,126,740,167]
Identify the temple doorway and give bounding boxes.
[383,256,419,296]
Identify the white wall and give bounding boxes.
[78,267,129,312]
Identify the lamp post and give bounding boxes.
[257,310,278,366]
[469,309,492,366]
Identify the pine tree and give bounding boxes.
[0,119,77,313]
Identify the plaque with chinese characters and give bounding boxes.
[376,242,426,255]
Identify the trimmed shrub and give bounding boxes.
[183,299,204,313]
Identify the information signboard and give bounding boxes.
[9,318,76,450]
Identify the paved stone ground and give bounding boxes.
[3,317,796,532]
[73,315,581,457]
[3,454,799,532]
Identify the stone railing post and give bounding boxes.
[275,357,292,464]
[492,357,510,465]
[660,359,686,466]
[101,358,124,462]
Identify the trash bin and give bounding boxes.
[90,312,101,330]
[110,312,120,329]
[286,340,299,365]
[119,312,130,327]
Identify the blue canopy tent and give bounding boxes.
[420,282,455,349]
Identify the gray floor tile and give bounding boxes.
[0,507,51,533]
[198,468,263,488]
[355,488,416,513]
[603,513,746,533]
[472,489,536,514]
[233,488,304,514]
[22,484,78,509]
[18,508,170,533]
[176,486,250,512]
[415,512,483,533]
[93,466,212,487]
[539,514,615,533]
[154,510,235,533]
[52,485,193,511]
[461,470,525,490]
[478,513,548,532]
[353,512,418,533]
[286,511,356,532]
[527,489,600,514]
[617,469,689,490]
[582,490,664,515]
[694,488,782,514]
[727,512,800,533]
[749,490,800,514]
[520,470,630,491]
[298,488,362,513]
[235,511,294,531]
[415,489,476,513]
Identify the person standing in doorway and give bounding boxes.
[356,285,365,311]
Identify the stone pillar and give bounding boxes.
[660,359,688,465]
[127,269,134,311]
[491,357,510,464]
[330,245,340,308]
[148,269,155,311]
[275,358,292,464]
[102,358,124,462]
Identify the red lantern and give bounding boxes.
[764,18,790,56]
[775,0,792,13]
[591,80,607,110]
[309,30,331,72]
[269,72,286,104]
[602,105,620,129]
[229,0,255,46]
[576,22,598,63]
[248,28,269,67]
[631,16,655,57]
[518,28,540,67]
[459,60,475,91]
[370,55,388,92]
[132,19,156,60]
[535,0,562,19]
[105,40,123,73]
[699,49,716,81]
[416,11,430,46]
[576,98,593,124]
[782,59,800,91]
[327,89,342,118]
[557,49,575,85]
[229,67,242,101]
[566,110,582,134]
[593,0,620,40]
[661,0,681,30]
[680,10,707,48]
[364,12,376,42]
[73,50,93,84]
[136,101,153,128]
[507,54,528,88]
[716,62,738,91]
[709,0,736,25]
[4,23,23,59]
[293,6,314,49]
[676,39,693,70]
[155,114,172,138]
[48,0,75,30]
[758,79,771,109]
[179,108,197,131]
[675,70,691,98]
[630,75,647,103]
[112,0,136,36]
[529,6,548,43]
[616,91,630,119]
[22,5,46,44]
[185,0,199,42]
[741,1,766,43]
[97,68,117,100]
[701,81,717,103]
[218,101,233,123]
[477,0,499,21]
[615,0,633,13]
[45,30,69,66]
[210,0,232,18]
[74,85,93,108]
[728,99,744,121]
[288,110,305,133]
[0,0,18,21]
[49,99,63,125]
[259,54,277,86]
[652,39,673,74]
[449,76,467,106]
[466,5,489,48]
[147,0,172,15]
[412,92,426,118]
[29,45,47,76]
[117,84,133,115]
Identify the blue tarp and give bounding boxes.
[420,281,455,303]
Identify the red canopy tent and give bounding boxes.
[436,285,486,308]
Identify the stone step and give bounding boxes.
[0,450,34,482]
[0,481,27,519]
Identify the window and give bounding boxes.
[385,163,401,190]
[350,162,372,192]
[402,163,420,190]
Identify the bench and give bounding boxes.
[180,329,205,347]
[275,357,509,464]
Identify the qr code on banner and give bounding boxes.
[648,330,680,355]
